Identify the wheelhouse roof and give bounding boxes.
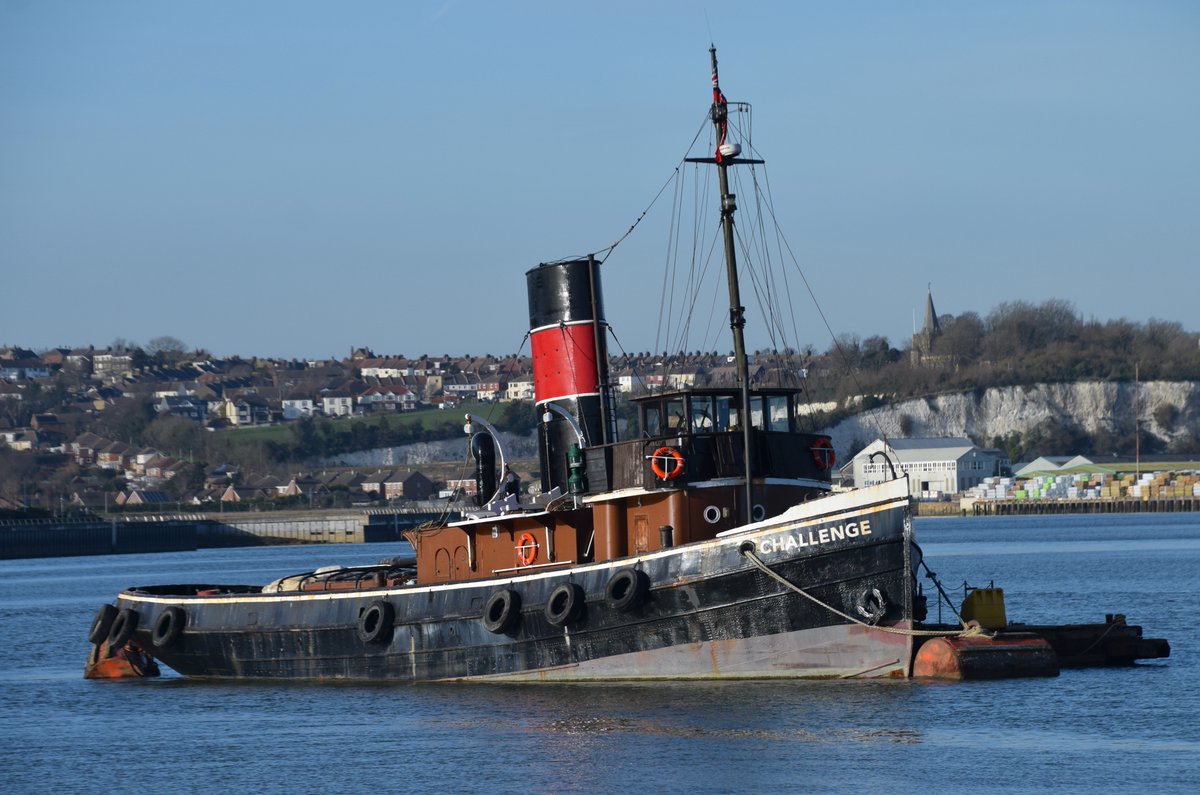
[629,386,801,404]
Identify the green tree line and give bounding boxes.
[804,300,1200,402]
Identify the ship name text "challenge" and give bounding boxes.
[757,519,872,555]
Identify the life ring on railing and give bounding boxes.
[650,447,685,480]
[516,532,538,566]
[811,438,836,471]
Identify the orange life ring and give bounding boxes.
[516,532,538,566]
[650,447,685,480]
[812,438,836,471]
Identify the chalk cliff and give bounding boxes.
[825,381,1200,457]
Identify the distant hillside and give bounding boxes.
[801,302,1197,400]
[826,380,1200,463]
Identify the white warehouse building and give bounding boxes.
[850,438,1011,498]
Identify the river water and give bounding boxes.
[1,513,1196,794]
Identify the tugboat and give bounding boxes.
[85,48,930,682]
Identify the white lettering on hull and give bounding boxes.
[757,519,872,555]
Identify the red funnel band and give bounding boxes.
[531,321,601,403]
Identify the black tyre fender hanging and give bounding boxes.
[605,567,648,613]
[357,600,395,644]
[107,608,139,647]
[544,583,584,627]
[151,606,187,648]
[88,604,119,645]
[482,589,521,634]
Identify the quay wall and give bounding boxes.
[913,496,1200,517]
[968,496,1200,516]
[0,507,440,560]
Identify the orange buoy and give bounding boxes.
[913,633,1058,680]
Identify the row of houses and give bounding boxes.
[3,346,803,398]
[66,432,191,484]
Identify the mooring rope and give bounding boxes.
[740,548,987,638]
[1075,614,1125,658]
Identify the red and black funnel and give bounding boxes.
[526,257,615,494]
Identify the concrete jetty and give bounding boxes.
[0,506,441,559]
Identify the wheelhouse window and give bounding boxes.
[766,394,790,431]
[749,398,764,430]
[665,398,686,431]
[715,395,738,430]
[691,396,715,431]
[637,390,767,437]
[644,405,663,436]
[748,393,793,431]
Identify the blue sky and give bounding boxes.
[2,1,1197,360]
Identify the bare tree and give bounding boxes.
[146,336,187,356]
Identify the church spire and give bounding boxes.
[911,284,943,367]
[923,284,941,335]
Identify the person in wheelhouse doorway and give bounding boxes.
[503,466,521,498]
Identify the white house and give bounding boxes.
[321,389,355,417]
[357,385,416,412]
[851,437,1010,498]
[358,359,409,378]
[282,393,316,420]
[505,378,535,401]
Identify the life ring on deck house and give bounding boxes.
[811,438,836,471]
[650,447,685,480]
[516,532,538,566]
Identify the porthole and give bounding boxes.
[702,505,722,524]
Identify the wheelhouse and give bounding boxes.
[634,387,810,438]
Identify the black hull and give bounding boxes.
[116,481,916,681]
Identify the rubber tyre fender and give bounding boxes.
[357,599,395,644]
[482,589,521,634]
[855,587,888,624]
[605,567,648,613]
[544,583,584,627]
[107,608,139,647]
[151,606,187,648]
[88,604,119,645]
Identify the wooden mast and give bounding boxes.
[707,45,755,523]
